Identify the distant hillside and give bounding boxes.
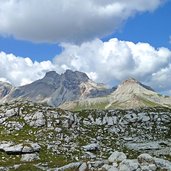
[0,70,170,109]
[59,78,171,110]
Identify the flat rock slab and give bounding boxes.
[21,153,40,162]
[125,141,169,151]
[0,142,40,155]
[83,143,99,152]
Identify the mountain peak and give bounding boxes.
[63,70,89,83]
[122,77,139,84]
[120,77,154,92]
[3,70,169,110]
[45,71,59,78]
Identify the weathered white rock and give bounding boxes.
[122,113,138,123]
[119,159,140,171]
[154,157,171,170]
[30,112,46,127]
[101,164,111,171]
[148,164,157,171]
[4,121,24,131]
[140,164,157,171]
[0,142,13,150]
[85,152,96,159]
[137,113,150,122]
[126,142,161,151]
[0,142,40,154]
[108,166,119,171]
[21,153,40,162]
[54,162,82,171]
[88,160,107,168]
[22,146,33,153]
[140,165,151,171]
[4,144,23,154]
[30,143,41,152]
[0,117,6,124]
[108,151,127,163]
[79,162,88,171]
[0,166,8,171]
[55,128,62,133]
[5,109,16,117]
[83,143,99,151]
[137,153,155,165]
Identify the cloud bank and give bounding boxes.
[54,38,171,92]
[1,38,171,94]
[0,52,55,86]
[0,0,163,43]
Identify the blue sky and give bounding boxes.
[0,0,171,94]
[0,37,62,62]
[104,2,171,49]
[0,1,170,62]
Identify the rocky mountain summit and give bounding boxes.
[0,101,171,170]
[0,70,113,107]
[60,77,171,110]
[0,70,171,110]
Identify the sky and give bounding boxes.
[0,0,171,94]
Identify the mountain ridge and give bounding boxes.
[0,70,170,109]
[59,76,171,110]
[0,70,114,106]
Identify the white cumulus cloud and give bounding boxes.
[54,38,171,92]
[151,64,171,92]
[1,38,171,94]
[0,52,55,86]
[0,0,163,43]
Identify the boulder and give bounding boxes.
[140,164,157,171]
[119,159,140,171]
[21,153,40,162]
[83,143,99,152]
[30,112,46,127]
[126,142,161,152]
[79,162,88,171]
[54,162,82,171]
[108,166,119,171]
[29,143,41,152]
[5,109,16,117]
[137,153,155,165]
[154,157,171,170]
[108,151,127,163]
[0,142,40,154]
[4,144,23,154]
[101,164,111,171]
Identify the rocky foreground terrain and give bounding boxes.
[0,101,171,170]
